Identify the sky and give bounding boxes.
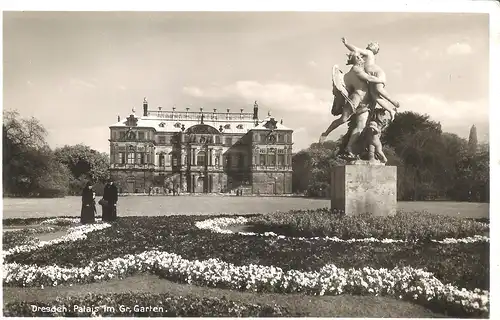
[2,9,492,154]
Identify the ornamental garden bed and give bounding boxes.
[2,209,489,318]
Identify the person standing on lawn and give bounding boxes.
[102,178,119,222]
[81,182,96,224]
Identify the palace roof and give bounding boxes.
[110,112,292,133]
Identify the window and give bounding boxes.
[159,136,166,144]
[260,154,266,166]
[236,124,243,129]
[197,151,206,166]
[268,153,276,166]
[119,132,126,139]
[138,153,145,164]
[159,122,166,128]
[159,154,165,166]
[172,155,178,167]
[118,152,125,164]
[278,133,285,143]
[127,152,135,164]
[277,154,285,166]
[215,135,221,144]
[260,133,267,142]
[138,132,145,140]
[225,137,232,146]
[174,122,182,128]
[224,124,231,129]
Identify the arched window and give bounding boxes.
[159,153,165,166]
[197,151,206,166]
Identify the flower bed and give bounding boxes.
[3,222,110,258]
[2,213,490,318]
[250,208,489,241]
[4,215,488,291]
[3,293,300,317]
[195,216,489,244]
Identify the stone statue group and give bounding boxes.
[319,38,400,164]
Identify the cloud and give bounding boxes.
[69,78,96,89]
[411,46,431,59]
[182,81,338,151]
[308,60,318,68]
[394,93,488,140]
[182,81,331,115]
[446,42,472,55]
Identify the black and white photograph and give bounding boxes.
[2,0,498,318]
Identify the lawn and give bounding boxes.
[2,209,489,317]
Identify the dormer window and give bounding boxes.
[159,122,166,128]
[236,124,243,129]
[224,124,231,129]
[174,122,182,128]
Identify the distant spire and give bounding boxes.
[280,119,283,125]
[268,110,271,117]
[201,113,204,124]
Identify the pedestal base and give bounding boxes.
[331,164,397,216]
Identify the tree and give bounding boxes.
[468,124,478,155]
[54,144,110,195]
[292,150,312,193]
[382,111,442,151]
[453,143,489,202]
[2,110,71,197]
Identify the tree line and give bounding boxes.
[292,111,489,202]
[3,109,490,202]
[3,110,110,198]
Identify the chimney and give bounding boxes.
[143,97,148,116]
[117,115,121,122]
[253,101,259,120]
[280,119,283,125]
[227,108,230,113]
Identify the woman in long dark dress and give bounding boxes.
[81,182,96,224]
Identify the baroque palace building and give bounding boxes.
[108,98,294,194]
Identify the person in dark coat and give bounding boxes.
[81,182,96,224]
[102,178,118,222]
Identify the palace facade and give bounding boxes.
[108,98,294,194]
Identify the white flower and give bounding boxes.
[194,217,489,244]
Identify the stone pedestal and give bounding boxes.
[331,164,397,216]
